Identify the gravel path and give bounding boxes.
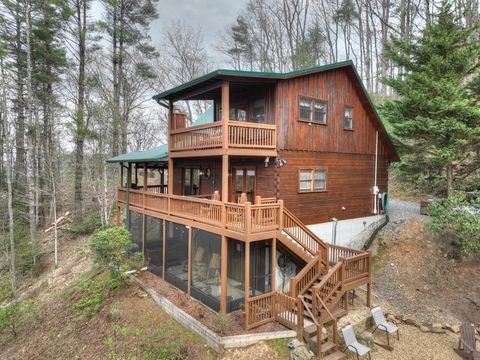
[387,199,427,223]
[350,324,461,360]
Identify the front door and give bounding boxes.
[231,167,256,203]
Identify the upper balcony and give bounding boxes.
[155,76,279,158]
[169,120,277,157]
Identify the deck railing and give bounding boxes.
[290,254,324,297]
[117,187,281,236]
[169,120,276,152]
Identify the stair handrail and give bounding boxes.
[299,295,324,355]
[282,207,329,264]
[290,253,323,297]
[315,294,339,345]
[311,261,343,315]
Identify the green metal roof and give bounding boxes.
[191,106,213,126]
[152,60,354,102]
[107,144,168,163]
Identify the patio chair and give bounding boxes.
[371,307,399,345]
[341,324,371,360]
[455,322,480,359]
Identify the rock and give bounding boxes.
[420,325,430,333]
[404,318,416,326]
[357,331,376,351]
[387,314,396,323]
[431,323,446,334]
[289,341,314,360]
[446,324,460,334]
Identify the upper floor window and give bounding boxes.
[299,96,327,124]
[299,168,327,192]
[251,98,265,123]
[344,106,353,130]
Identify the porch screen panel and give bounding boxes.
[129,211,143,253]
[190,229,221,311]
[144,216,163,276]
[164,221,188,292]
[227,238,245,312]
[250,240,272,296]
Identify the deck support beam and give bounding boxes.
[221,81,229,202]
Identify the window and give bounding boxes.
[299,96,327,124]
[344,106,353,130]
[299,169,327,192]
[183,168,200,196]
[251,98,265,123]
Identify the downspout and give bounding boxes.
[373,130,379,215]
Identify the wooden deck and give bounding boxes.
[118,187,282,241]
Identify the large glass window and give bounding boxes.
[190,229,221,311]
[164,222,188,292]
[144,216,163,276]
[250,240,272,296]
[129,211,143,253]
[227,239,245,313]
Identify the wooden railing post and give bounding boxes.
[290,278,297,298]
[296,296,303,341]
[278,200,284,230]
[332,320,339,345]
[245,201,252,235]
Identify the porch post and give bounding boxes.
[221,81,229,202]
[168,100,174,198]
[245,240,250,309]
[220,235,228,312]
[271,238,276,293]
[126,163,132,229]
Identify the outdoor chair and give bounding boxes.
[371,306,399,345]
[455,322,480,359]
[341,324,371,360]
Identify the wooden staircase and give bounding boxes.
[245,206,373,359]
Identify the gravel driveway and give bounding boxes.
[387,199,426,223]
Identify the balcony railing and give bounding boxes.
[169,120,276,152]
[117,187,282,236]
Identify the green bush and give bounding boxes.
[427,192,480,256]
[90,227,140,289]
[70,212,103,236]
[0,300,38,338]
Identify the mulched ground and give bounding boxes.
[139,271,288,336]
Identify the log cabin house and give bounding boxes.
[108,60,398,358]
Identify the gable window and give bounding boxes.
[344,106,353,130]
[299,169,327,192]
[299,96,327,124]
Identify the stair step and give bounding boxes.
[304,325,328,338]
[321,350,347,360]
[320,340,337,354]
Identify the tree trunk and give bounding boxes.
[446,164,454,197]
[25,0,37,266]
[73,0,87,218]
[14,11,26,184]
